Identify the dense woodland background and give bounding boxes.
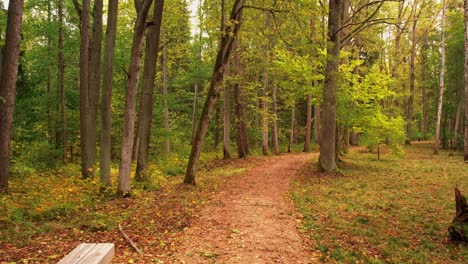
[0,0,466,193]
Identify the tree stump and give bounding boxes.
[448,188,468,242]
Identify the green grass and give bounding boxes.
[292,143,468,263]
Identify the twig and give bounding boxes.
[118,224,143,256]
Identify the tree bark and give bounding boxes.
[184,0,246,185]
[118,0,153,196]
[0,0,24,193]
[79,0,92,178]
[191,83,199,144]
[233,42,249,158]
[100,0,119,187]
[454,95,462,149]
[223,74,232,159]
[434,0,446,155]
[87,0,103,174]
[448,188,468,242]
[288,105,295,153]
[304,94,312,152]
[272,81,280,155]
[319,0,341,172]
[162,43,170,155]
[135,0,165,180]
[464,0,468,162]
[314,104,320,144]
[261,13,270,156]
[58,0,66,163]
[406,18,417,145]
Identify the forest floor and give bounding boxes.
[0,143,467,263]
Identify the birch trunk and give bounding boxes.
[434,0,446,155]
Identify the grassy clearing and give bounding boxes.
[0,151,252,262]
[292,143,467,263]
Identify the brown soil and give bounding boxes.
[167,153,317,263]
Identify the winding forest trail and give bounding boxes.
[170,153,317,263]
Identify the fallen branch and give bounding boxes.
[118,224,144,255]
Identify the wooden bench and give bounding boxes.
[58,243,114,264]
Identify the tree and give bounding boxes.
[0,0,24,193]
[58,0,66,163]
[118,0,154,196]
[319,0,341,172]
[434,0,446,155]
[135,0,165,180]
[184,0,247,185]
[100,0,119,187]
[465,0,468,162]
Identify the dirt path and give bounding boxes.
[169,153,316,263]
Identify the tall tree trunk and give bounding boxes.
[214,102,221,149]
[272,81,280,154]
[184,0,246,184]
[47,1,53,144]
[464,0,468,162]
[304,94,312,152]
[135,0,165,180]
[314,104,320,143]
[219,0,227,154]
[87,0,103,174]
[261,13,271,156]
[79,0,92,178]
[288,105,295,153]
[58,0,66,163]
[100,0,119,187]
[406,18,417,145]
[162,44,170,155]
[223,75,232,159]
[0,0,24,193]
[319,0,341,172]
[233,42,249,158]
[421,39,429,140]
[435,0,446,155]
[117,0,153,196]
[191,83,199,143]
[454,95,462,149]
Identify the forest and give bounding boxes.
[0,0,467,263]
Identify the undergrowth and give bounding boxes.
[292,143,468,263]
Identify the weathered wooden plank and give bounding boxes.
[76,243,114,264]
[57,243,97,264]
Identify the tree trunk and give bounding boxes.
[117,0,153,196]
[314,104,320,144]
[261,12,271,156]
[58,0,66,163]
[87,0,103,174]
[434,0,446,155]
[135,0,165,180]
[288,105,295,153]
[406,18,417,145]
[303,94,312,152]
[79,0,92,178]
[272,81,280,155]
[100,0,119,187]
[464,0,468,162]
[454,95,462,149]
[191,83,199,144]
[184,0,246,184]
[319,0,341,172]
[214,102,221,149]
[162,43,170,155]
[233,43,249,158]
[223,74,232,159]
[0,0,24,193]
[448,188,468,242]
